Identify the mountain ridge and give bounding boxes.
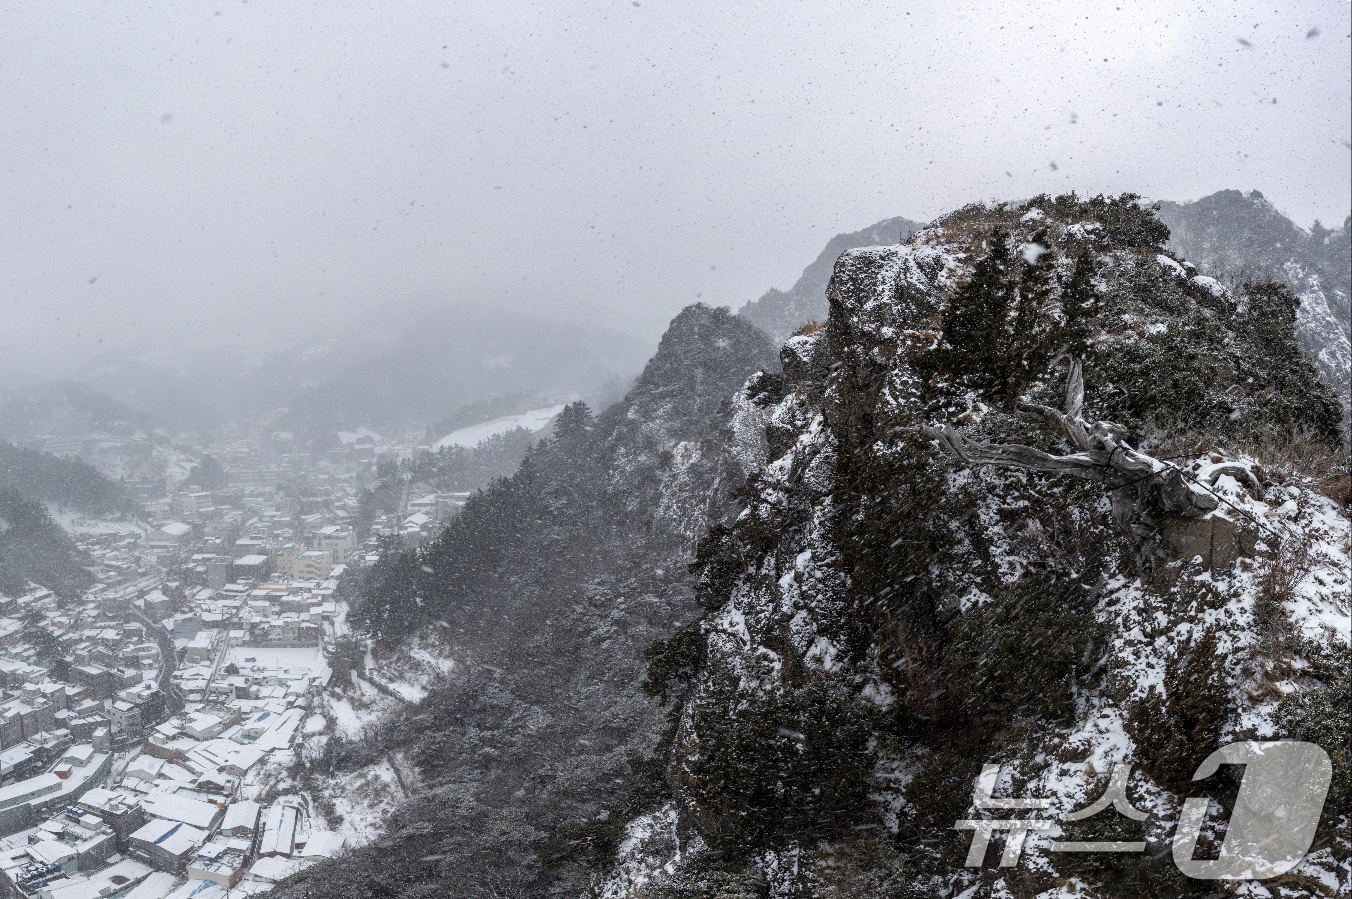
[739,192,1350,428]
[271,303,777,898]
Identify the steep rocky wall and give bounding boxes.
[602,198,1350,898]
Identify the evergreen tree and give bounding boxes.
[1001,230,1057,405]
[22,609,61,664]
[936,227,1059,407]
[1058,249,1100,356]
[552,401,594,442]
[937,228,1016,396]
[187,453,228,490]
[350,535,422,647]
[1236,281,1343,443]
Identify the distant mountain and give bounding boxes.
[1156,189,1351,426]
[0,382,151,440]
[739,215,924,344]
[67,307,651,440]
[79,336,394,435]
[280,307,652,443]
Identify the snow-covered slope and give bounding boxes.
[432,403,565,449]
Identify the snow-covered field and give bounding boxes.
[434,404,565,449]
[226,644,329,674]
[46,506,146,536]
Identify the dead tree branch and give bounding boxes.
[924,360,1220,548]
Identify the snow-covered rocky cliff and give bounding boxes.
[1158,190,1351,434]
[600,195,1349,898]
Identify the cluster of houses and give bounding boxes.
[365,491,468,554]
[0,493,362,895]
[0,563,347,897]
[143,519,354,586]
[0,426,485,896]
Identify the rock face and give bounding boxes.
[738,215,925,345]
[598,197,1349,898]
[1158,190,1351,429]
[269,304,778,899]
[1158,513,1254,571]
[605,304,781,542]
[745,193,1352,431]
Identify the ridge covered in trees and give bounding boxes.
[0,441,133,516]
[274,304,777,898]
[0,487,94,597]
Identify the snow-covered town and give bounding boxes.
[0,429,469,899]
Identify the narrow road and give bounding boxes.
[127,600,186,716]
[201,627,232,699]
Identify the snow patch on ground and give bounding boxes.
[227,644,328,673]
[324,685,395,739]
[46,506,146,536]
[315,756,412,848]
[434,404,565,449]
[338,427,382,445]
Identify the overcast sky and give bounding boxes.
[2,0,1348,377]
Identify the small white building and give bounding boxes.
[257,802,299,858]
[145,522,193,558]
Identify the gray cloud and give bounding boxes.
[2,0,1348,379]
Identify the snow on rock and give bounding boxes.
[597,805,685,899]
[1187,274,1226,297]
[1155,253,1186,276]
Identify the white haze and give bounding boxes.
[1,0,1348,383]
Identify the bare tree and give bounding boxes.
[924,360,1259,563]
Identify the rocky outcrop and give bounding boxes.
[738,215,924,345]
[600,196,1350,898]
[1158,190,1351,429]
